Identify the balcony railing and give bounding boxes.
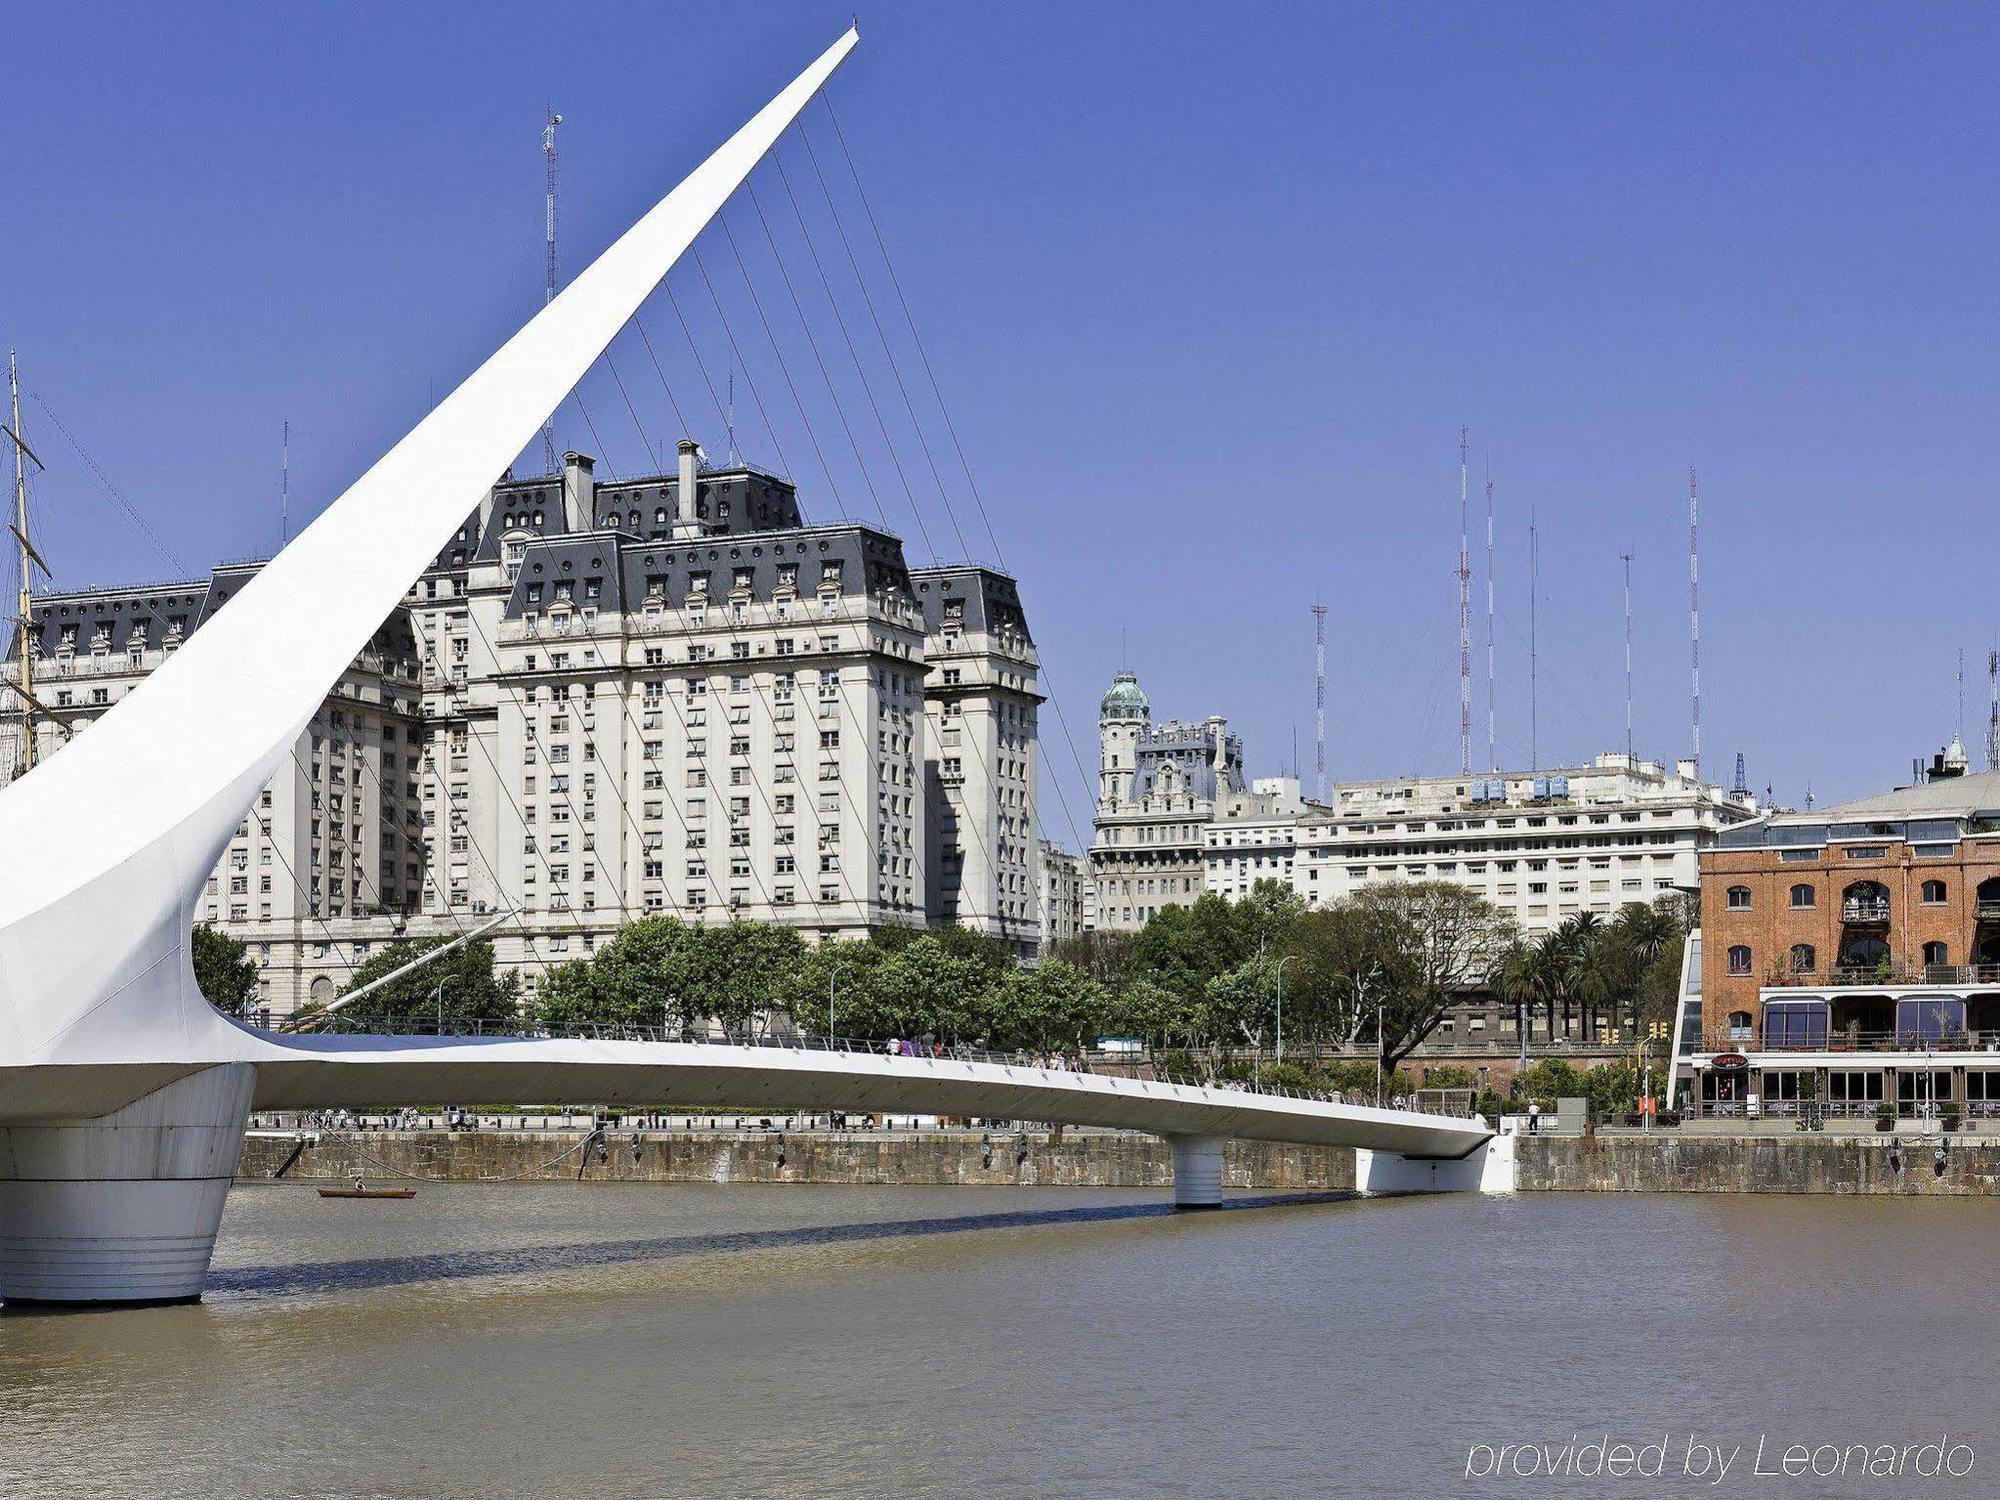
[1841,898,1891,923]
[1717,1027,2000,1054]
[1765,962,2000,990]
[1977,899,2000,920]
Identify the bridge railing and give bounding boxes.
[267,1013,1484,1119]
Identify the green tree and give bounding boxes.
[987,960,1105,1051]
[336,936,519,1027]
[1283,900,1418,1048]
[1128,892,1250,1003]
[1348,882,1517,1072]
[1049,929,1133,993]
[192,923,260,1015]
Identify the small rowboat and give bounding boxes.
[317,1185,417,1200]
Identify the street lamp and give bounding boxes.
[1274,955,1296,1068]
[435,977,454,1035]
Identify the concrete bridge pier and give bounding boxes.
[0,1064,254,1308]
[1166,1133,1228,1209]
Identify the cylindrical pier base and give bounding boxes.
[1167,1133,1228,1210]
[0,1064,254,1307]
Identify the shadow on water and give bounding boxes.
[200,1191,1357,1302]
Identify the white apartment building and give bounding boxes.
[1038,839,1088,950]
[1203,775,1315,900]
[914,564,1043,957]
[2,441,1041,1013]
[0,568,428,1017]
[1287,754,1759,933]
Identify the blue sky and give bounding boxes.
[7,3,1997,841]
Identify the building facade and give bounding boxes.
[1289,754,1755,936]
[2,441,1042,1013]
[1686,753,2000,1118]
[1038,839,1088,950]
[1091,670,1245,930]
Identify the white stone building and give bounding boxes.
[2,441,1042,1013]
[1090,670,1244,930]
[1286,754,1758,933]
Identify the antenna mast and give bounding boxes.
[1485,469,1495,771]
[1312,602,1327,803]
[1457,427,1471,776]
[280,418,290,547]
[1957,647,1966,743]
[1988,647,1998,772]
[1528,498,1539,769]
[1621,550,1634,762]
[542,108,564,474]
[1688,467,1701,779]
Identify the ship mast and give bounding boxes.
[5,351,51,774]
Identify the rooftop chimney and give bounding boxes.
[561,451,595,533]
[675,439,701,539]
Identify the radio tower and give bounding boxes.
[1485,470,1496,771]
[1988,647,1998,771]
[1457,427,1471,776]
[1312,603,1328,803]
[541,108,564,474]
[1528,500,1540,769]
[1621,551,1635,762]
[1688,467,1701,780]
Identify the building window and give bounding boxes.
[1726,886,1751,910]
[1727,945,1752,975]
[1924,941,1949,966]
[1790,943,1815,973]
[1725,1009,1754,1040]
[1922,879,1948,904]
[1789,884,1815,909]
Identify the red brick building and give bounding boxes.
[1681,756,2000,1118]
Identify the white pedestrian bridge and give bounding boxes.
[0,28,1501,1309]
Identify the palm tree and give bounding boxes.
[1492,942,1540,1055]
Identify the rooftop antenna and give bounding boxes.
[1805,783,1815,810]
[1732,751,1748,798]
[1484,467,1495,771]
[1688,466,1701,779]
[1988,646,1998,772]
[1957,647,1966,742]
[1457,427,1471,776]
[279,418,290,548]
[1312,602,1327,802]
[541,107,564,474]
[726,364,737,465]
[1528,497,1539,769]
[1621,550,1634,762]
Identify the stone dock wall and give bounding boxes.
[1514,1133,2000,1195]
[235,1130,1358,1192]
[238,1129,2000,1195]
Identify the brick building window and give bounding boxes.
[1727,945,1752,975]
[1726,886,1752,910]
[1790,943,1816,973]
[1924,941,1949,966]
[1790,884,1815,908]
[1922,880,1948,904]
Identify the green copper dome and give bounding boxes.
[1100,670,1150,722]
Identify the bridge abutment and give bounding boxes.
[1354,1132,1515,1195]
[0,1063,254,1308]
[1166,1133,1228,1209]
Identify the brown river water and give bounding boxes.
[0,1184,1993,1499]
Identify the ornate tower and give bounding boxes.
[1098,670,1149,810]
